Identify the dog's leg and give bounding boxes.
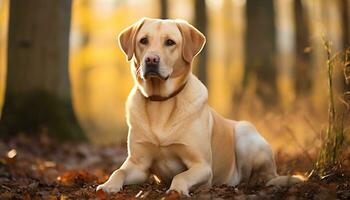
[167,163,212,196]
[96,157,149,193]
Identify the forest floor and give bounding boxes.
[0,134,349,200]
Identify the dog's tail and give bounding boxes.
[266,175,306,186]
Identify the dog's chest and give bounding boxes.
[144,100,178,143]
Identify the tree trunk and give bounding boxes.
[160,0,168,19]
[194,0,208,86]
[341,0,350,93]
[0,0,84,140]
[294,0,312,96]
[244,0,277,105]
[341,0,350,47]
[223,0,234,72]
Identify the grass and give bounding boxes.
[314,40,349,176]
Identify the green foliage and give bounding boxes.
[0,90,86,141]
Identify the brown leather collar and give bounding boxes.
[146,82,187,101]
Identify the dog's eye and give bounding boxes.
[165,39,176,46]
[140,37,148,45]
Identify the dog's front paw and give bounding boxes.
[96,182,122,194]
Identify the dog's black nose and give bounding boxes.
[145,55,160,65]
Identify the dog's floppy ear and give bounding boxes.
[118,18,146,61]
[176,20,206,63]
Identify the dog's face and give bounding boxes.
[119,18,205,97]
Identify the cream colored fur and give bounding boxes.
[96,18,303,196]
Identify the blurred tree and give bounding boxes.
[294,0,312,96]
[223,0,234,73]
[160,0,168,19]
[0,0,8,118]
[194,0,208,86]
[341,0,350,92]
[223,0,239,112]
[341,0,350,47]
[0,0,84,140]
[244,0,277,105]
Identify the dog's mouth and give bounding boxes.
[143,69,170,81]
[144,73,170,81]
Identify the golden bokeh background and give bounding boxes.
[0,0,348,153]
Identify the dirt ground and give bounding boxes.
[0,134,349,200]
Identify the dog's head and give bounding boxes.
[118,18,205,98]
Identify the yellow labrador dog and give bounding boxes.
[97,18,302,196]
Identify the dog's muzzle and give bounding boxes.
[143,64,162,79]
[142,54,169,80]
